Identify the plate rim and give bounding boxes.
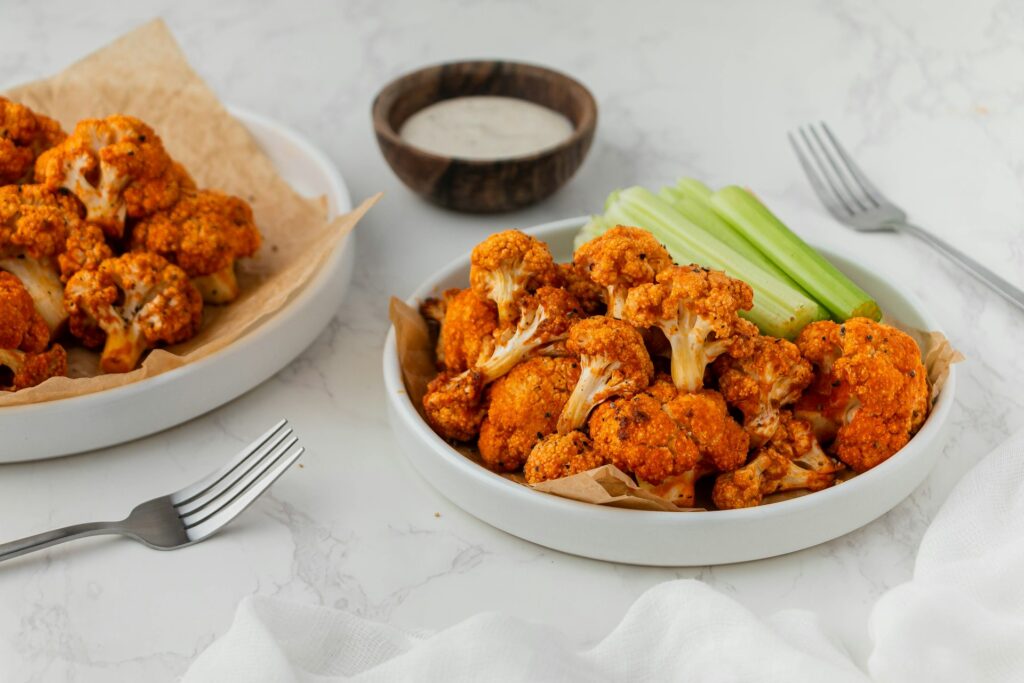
[382,216,958,522]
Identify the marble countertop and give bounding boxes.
[2,0,1023,680]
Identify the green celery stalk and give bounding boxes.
[710,186,882,321]
[599,186,829,338]
[672,177,714,201]
[658,185,798,285]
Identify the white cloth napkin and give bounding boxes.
[184,429,1024,683]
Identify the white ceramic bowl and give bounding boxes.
[1,108,353,462]
[383,217,957,566]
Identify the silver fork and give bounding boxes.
[789,122,1024,313]
[0,419,303,563]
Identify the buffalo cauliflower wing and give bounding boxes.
[589,390,700,486]
[130,189,261,304]
[524,431,606,484]
[573,225,673,319]
[632,386,749,506]
[795,318,928,472]
[421,288,581,442]
[475,286,582,382]
[422,369,487,442]
[478,356,580,472]
[469,230,558,326]
[593,376,746,506]
[557,316,654,434]
[713,411,843,509]
[0,271,66,390]
[555,262,606,316]
[0,97,65,185]
[714,335,813,446]
[0,184,86,334]
[624,264,757,393]
[664,388,749,473]
[35,116,191,237]
[419,287,498,373]
[64,252,203,373]
[58,220,113,281]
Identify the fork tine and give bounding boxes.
[798,126,857,217]
[171,419,290,506]
[174,427,293,516]
[820,122,885,207]
[807,125,869,212]
[183,444,304,539]
[176,436,294,528]
[788,132,842,218]
[790,129,851,219]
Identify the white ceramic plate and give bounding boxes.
[2,108,354,462]
[383,217,957,566]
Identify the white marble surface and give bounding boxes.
[1,0,1022,680]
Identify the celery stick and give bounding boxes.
[600,187,829,338]
[710,186,882,321]
[672,177,714,201]
[658,185,797,284]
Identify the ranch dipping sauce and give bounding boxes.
[399,96,574,160]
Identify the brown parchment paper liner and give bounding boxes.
[0,20,379,407]
[533,465,700,512]
[390,294,963,512]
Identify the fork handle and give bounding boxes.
[896,222,1024,313]
[0,521,123,563]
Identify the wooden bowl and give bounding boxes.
[372,60,597,213]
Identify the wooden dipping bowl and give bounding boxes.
[372,60,597,213]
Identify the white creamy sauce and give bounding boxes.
[399,96,574,160]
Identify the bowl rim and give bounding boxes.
[371,59,598,165]
[0,106,353,415]
[382,216,958,523]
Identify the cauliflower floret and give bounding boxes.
[573,225,673,318]
[713,450,790,509]
[0,97,65,185]
[64,252,203,373]
[478,356,580,472]
[475,286,582,382]
[422,369,487,442]
[420,288,498,373]
[35,116,190,237]
[715,335,813,446]
[712,412,843,509]
[556,316,654,434]
[130,189,260,304]
[524,431,606,484]
[58,221,113,281]
[624,264,757,393]
[589,391,699,485]
[619,379,748,506]
[0,184,86,334]
[469,230,558,326]
[422,288,582,443]
[127,161,195,221]
[0,271,66,390]
[663,388,750,472]
[0,272,47,353]
[556,262,607,316]
[795,318,928,472]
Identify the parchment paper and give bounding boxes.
[390,293,963,512]
[0,20,379,406]
[532,465,697,512]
